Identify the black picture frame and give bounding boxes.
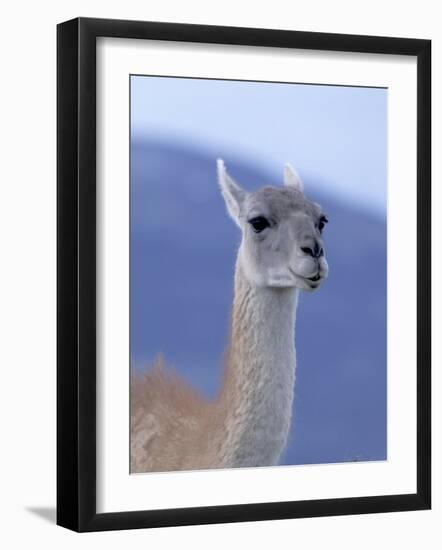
[57,17,431,532]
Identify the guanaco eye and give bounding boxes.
[248,216,270,233]
[318,215,328,233]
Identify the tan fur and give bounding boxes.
[131,357,217,472]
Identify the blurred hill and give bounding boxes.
[130,139,387,466]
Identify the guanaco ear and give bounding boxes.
[217,159,245,227]
[284,163,303,193]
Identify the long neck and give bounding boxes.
[216,261,299,468]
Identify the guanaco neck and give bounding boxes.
[215,261,299,468]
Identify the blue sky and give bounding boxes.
[131,76,387,215]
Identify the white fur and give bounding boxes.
[284,163,304,192]
[219,263,298,467]
[215,161,327,465]
[217,158,245,227]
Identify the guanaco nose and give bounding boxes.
[301,241,323,259]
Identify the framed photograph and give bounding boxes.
[57,17,431,532]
